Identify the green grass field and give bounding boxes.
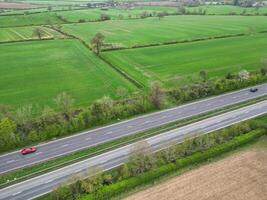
[0,39,137,108]
[102,33,267,88]
[0,12,64,27]
[62,15,267,48]
[0,26,64,42]
[57,6,177,22]
[186,5,267,15]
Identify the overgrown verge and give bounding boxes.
[38,117,267,200]
[1,95,266,188]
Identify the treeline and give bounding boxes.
[0,68,267,153]
[50,120,267,200]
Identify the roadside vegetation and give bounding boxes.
[1,67,267,154]
[36,115,267,200]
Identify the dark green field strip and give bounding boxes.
[102,33,267,88]
[0,39,137,108]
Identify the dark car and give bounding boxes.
[250,88,258,93]
[20,147,37,155]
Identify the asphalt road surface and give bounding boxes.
[1,100,267,200]
[0,84,267,174]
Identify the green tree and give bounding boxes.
[0,118,17,150]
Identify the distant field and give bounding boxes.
[0,39,136,108]
[102,34,267,87]
[0,26,64,42]
[0,12,64,27]
[186,5,267,15]
[57,6,177,22]
[62,15,267,48]
[0,6,81,15]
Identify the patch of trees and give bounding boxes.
[50,120,266,200]
[0,69,267,153]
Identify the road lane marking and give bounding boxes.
[45,179,54,183]
[86,137,91,141]
[161,115,167,119]
[143,120,151,124]
[61,144,69,148]
[127,125,133,128]
[7,160,15,164]
[105,131,113,135]
[12,191,22,196]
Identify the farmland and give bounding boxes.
[0,26,64,42]
[0,12,64,27]
[102,33,267,87]
[57,6,177,22]
[125,135,267,200]
[186,5,267,15]
[0,39,136,107]
[62,15,267,48]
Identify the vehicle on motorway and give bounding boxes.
[20,147,37,155]
[250,88,258,92]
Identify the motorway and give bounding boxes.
[0,84,267,174]
[0,100,267,200]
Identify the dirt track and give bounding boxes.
[125,148,267,200]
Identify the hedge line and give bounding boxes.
[79,128,265,200]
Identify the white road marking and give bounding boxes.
[61,144,69,148]
[7,160,15,164]
[86,137,91,141]
[161,115,167,119]
[143,120,151,124]
[12,191,22,196]
[105,131,113,135]
[35,152,43,155]
[45,179,54,184]
[127,125,133,128]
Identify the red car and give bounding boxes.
[20,147,37,155]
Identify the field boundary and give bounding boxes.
[102,32,250,51]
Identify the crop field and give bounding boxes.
[0,39,136,107]
[0,26,64,42]
[125,136,267,200]
[62,15,267,48]
[102,33,267,87]
[57,6,177,22]
[186,5,267,15]
[0,12,64,27]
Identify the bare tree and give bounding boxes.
[32,28,45,40]
[90,33,105,55]
[54,92,74,119]
[149,81,165,109]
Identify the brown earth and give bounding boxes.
[125,147,267,200]
[0,2,36,9]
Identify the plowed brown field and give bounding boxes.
[125,144,267,200]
